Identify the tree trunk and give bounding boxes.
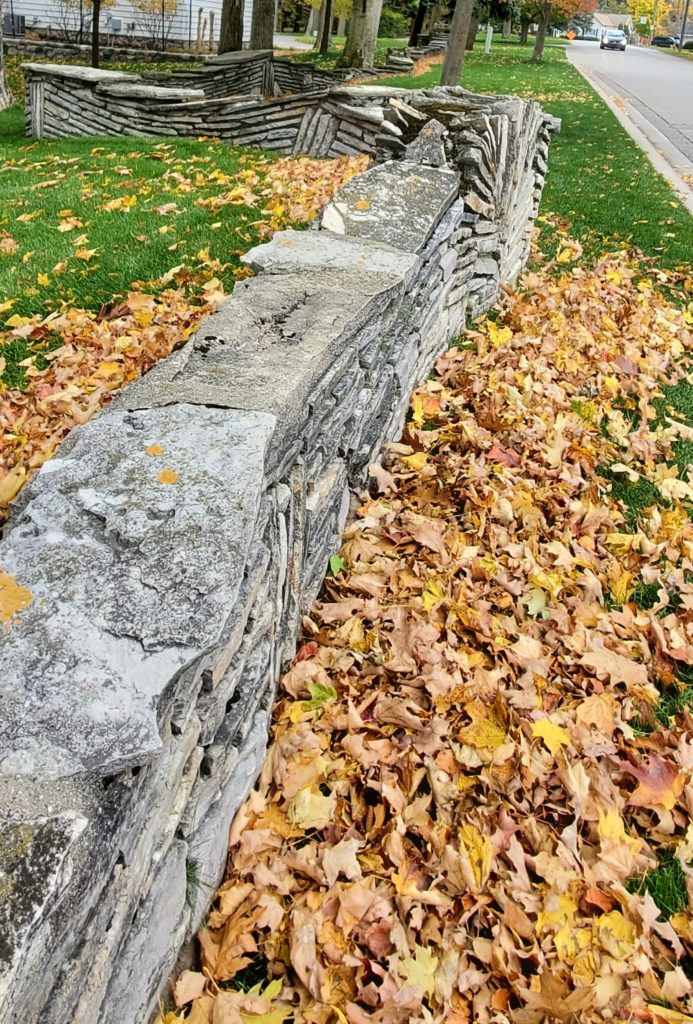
[336,0,379,67]
[337,15,346,34]
[91,0,101,67]
[465,10,478,48]
[532,1,550,59]
[519,14,530,43]
[317,0,333,52]
[219,0,244,52]
[0,0,13,110]
[440,0,474,84]
[409,0,428,45]
[501,17,511,37]
[363,0,383,63]
[250,0,275,48]
[305,4,318,34]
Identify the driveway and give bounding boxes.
[567,40,693,203]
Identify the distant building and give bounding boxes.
[578,10,634,39]
[3,0,258,49]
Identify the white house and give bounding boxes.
[3,0,257,49]
[578,11,635,40]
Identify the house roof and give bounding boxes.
[593,11,633,27]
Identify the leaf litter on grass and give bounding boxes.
[161,242,693,1024]
[0,153,368,520]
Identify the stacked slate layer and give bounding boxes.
[0,98,559,1024]
[3,36,210,62]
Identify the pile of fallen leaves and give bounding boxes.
[0,153,368,521]
[164,249,693,1024]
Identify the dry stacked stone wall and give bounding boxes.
[0,85,559,1024]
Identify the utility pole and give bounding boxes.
[679,0,690,46]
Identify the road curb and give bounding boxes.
[568,56,693,217]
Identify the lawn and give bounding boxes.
[284,35,408,69]
[381,40,693,270]
[0,102,280,325]
[0,107,271,328]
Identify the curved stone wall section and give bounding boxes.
[0,101,559,1024]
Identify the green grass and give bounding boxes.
[627,851,689,918]
[380,41,693,270]
[286,36,408,69]
[0,106,271,323]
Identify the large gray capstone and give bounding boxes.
[320,160,460,252]
[0,404,274,779]
[241,228,417,279]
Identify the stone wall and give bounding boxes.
[3,36,210,62]
[0,92,559,1024]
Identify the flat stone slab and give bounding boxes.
[115,268,406,445]
[320,160,460,253]
[0,404,274,779]
[95,82,205,100]
[21,63,139,83]
[242,229,418,278]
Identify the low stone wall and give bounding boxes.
[3,36,210,62]
[0,94,559,1024]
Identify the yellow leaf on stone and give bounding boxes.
[458,822,492,891]
[158,469,179,485]
[354,199,370,210]
[145,444,164,456]
[531,718,570,756]
[398,944,437,997]
[0,570,33,625]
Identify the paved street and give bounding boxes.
[567,40,693,185]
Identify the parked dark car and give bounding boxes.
[651,35,677,46]
[600,29,627,50]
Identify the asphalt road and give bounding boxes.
[567,40,693,180]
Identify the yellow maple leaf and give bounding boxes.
[422,578,446,612]
[158,469,179,485]
[488,321,513,346]
[287,785,335,829]
[536,892,578,931]
[145,444,164,456]
[458,697,508,751]
[458,822,492,891]
[0,299,16,315]
[36,273,50,287]
[75,248,97,261]
[398,944,437,996]
[531,718,570,756]
[411,393,425,428]
[596,910,636,958]
[401,452,428,471]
